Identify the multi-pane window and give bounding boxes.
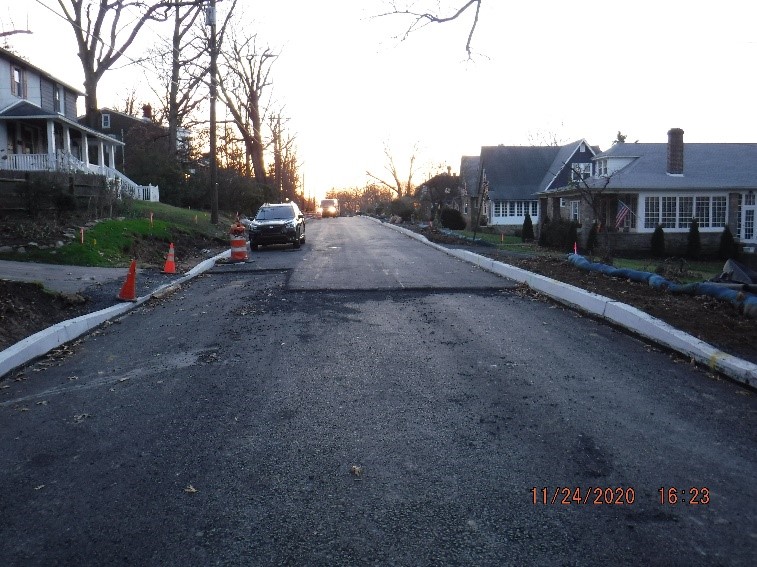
[516,201,524,216]
[571,163,591,182]
[531,202,538,216]
[712,196,727,227]
[679,197,693,228]
[644,195,727,229]
[596,159,607,176]
[661,196,677,228]
[745,210,755,240]
[644,197,660,229]
[695,196,710,226]
[570,201,580,222]
[508,202,515,216]
[102,113,111,128]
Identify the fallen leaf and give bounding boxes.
[184,484,198,494]
[73,413,91,423]
[34,485,45,490]
[350,465,364,478]
[36,401,49,406]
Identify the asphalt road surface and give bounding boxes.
[1,216,755,566]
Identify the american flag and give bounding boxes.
[615,200,631,228]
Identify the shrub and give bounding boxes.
[538,216,550,246]
[522,213,534,242]
[686,218,701,260]
[718,226,739,260]
[586,222,599,254]
[389,197,414,221]
[440,207,466,230]
[540,218,579,250]
[650,225,666,258]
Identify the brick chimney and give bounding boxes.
[667,128,684,174]
[142,104,152,121]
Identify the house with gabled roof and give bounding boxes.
[540,128,757,257]
[474,140,597,230]
[0,46,157,201]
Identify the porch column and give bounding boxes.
[97,140,105,173]
[108,143,116,169]
[46,120,56,167]
[82,133,90,165]
[63,125,71,153]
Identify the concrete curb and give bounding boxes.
[0,249,231,379]
[373,218,756,387]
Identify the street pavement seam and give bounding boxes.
[2,221,755,388]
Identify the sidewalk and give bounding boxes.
[0,260,134,294]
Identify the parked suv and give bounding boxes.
[247,202,306,249]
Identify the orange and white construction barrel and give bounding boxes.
[230,222,249,262]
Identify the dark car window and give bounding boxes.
[256,206,294,221]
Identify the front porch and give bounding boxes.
[0,104,158,202]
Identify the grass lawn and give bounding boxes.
[0,201,235,267]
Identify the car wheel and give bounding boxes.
[293,230,301,249]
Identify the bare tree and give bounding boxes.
[377,0,483,57]
[56,0,200,126]
[216,29,277,187]
[153,0,207,157]
[366,142,419,199]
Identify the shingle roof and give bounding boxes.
[589,142,757,190]
[480,140,592,200]
[0,100,57,119]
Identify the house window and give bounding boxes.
[570,201,580,222]
[102,113,111,129]
[571,163,591,182]
[11,66,25,98]
[661,196,677,228]
[596,159,607,176]
[531,202,538,217]
[745,210,755,240]
[508,202,515,216]
[695,196,710,227]
[53,85,63,113]
[493,201,504,217]
[678,196,693,228]
[712,196,727,228]
[644,197,659,229]
[516,201,524,216]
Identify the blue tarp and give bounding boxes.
[567,254,757,317]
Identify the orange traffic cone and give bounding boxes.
[117,259,137,301]
[163,242,176,274]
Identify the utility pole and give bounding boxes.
[207,0,219,224]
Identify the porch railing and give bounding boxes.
[0,151,159,202]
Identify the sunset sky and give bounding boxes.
[4,0,757,200]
